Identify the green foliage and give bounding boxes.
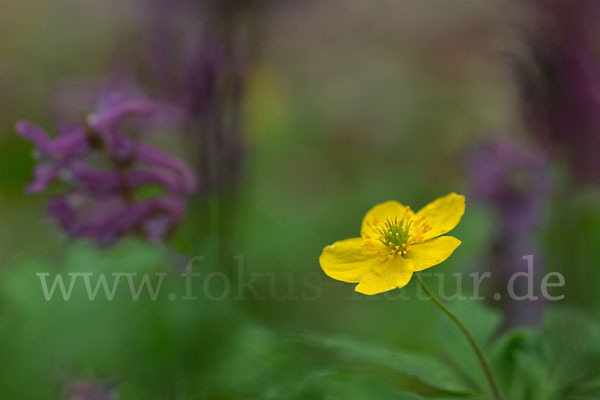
[295,301,600,400]
[0,241,238,399]
[291,334,472,394]
[2,239,600,399]
[437,299,503,395]
[511,308,600,400]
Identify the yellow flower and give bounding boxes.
[319,193,465,295]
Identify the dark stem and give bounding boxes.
[414,273,502,400]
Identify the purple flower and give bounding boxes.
[516,0,600,184]
[139,0,249,193]
[467,139,551,327]
[467,140,550,233]
[16,94,197,245]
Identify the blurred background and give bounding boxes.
[1,0,599,399]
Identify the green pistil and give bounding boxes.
[378,217,411,248]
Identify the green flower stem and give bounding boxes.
[415,273,502,400]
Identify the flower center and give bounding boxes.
[378,217,412,251]
[361,206,432,261]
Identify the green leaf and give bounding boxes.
[436,300,503,394]
[525,307,600,400]
[282,370,430,400]
[292,333,472,394]
[485,306,600,400]
[488,329,533,400]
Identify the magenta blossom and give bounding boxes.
[516,0,600,184]
[16,94,197,245]
[467,139,551,327]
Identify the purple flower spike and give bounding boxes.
[467,139,551,327]
[17,92,197,245]
[517,0,600,184]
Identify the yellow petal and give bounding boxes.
[319,238,378,283]
[405,236,461,271]
[414,193,465,240]
[361,200,414,238]
[355,257,414,295]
